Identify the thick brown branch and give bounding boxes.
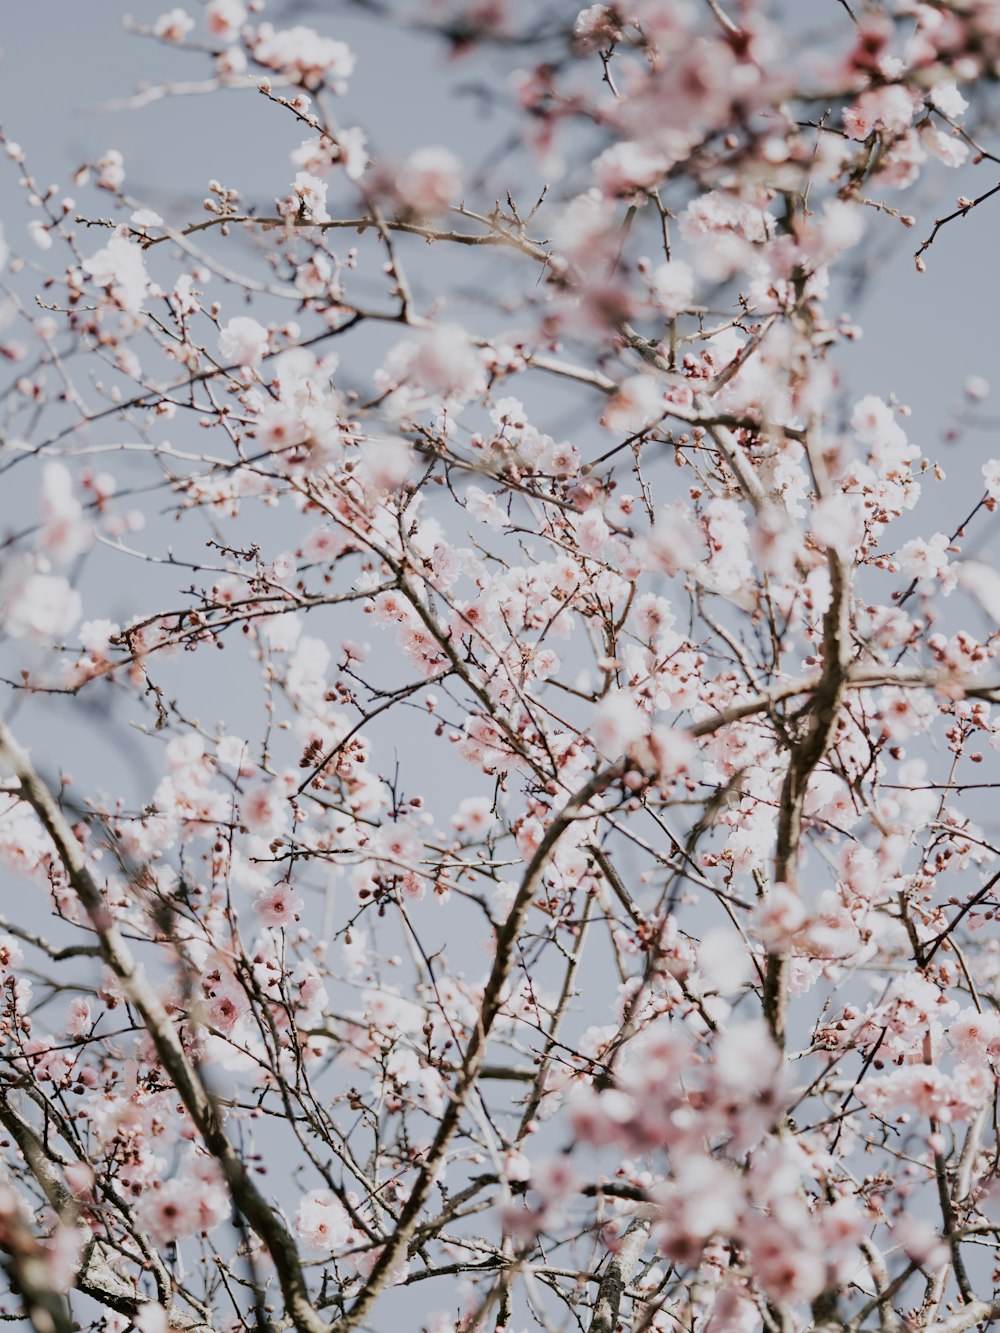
[764,545,851,1048]
[132,211,550,263]
[336,764,621,1330]
[588,1216,652,1333]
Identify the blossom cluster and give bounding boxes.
[0,2,999,1332]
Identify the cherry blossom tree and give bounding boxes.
[1,2,1000,1332]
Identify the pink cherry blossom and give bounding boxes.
[82,232,151,315]
[254,881,304,928]
[601,375,664,433]
[205,0,245,39]
[594,688,647,758]
[218,316,269,367]
[138,1180,201,1245]
[650,260,695,318]
[0,7,999,1331]
[897,531,952,587]
[295,1189,357,1251]
[153,7,195,41]
[133,1305,168,1333]
[65,997,92,1036]
[949,1007,1000,1063]
[3,572,82,640]
[395,147,463,216]
[574,5,623,51]
[252,25,356,91]
[411,324,485,400]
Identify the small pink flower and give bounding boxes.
[205,0,246,39]
[601,375,663,434]
[451,797,495,837]
[950,1007,1000,1064]
[218,316,269,368]
[0,935,24,975]
[374,823,421,866]
[295,1189,356,1251]
[252,24,355,91]
[594,688,647,758]
[254,882,304,929]
[395,147,462,216]
[82,233,151,315]
[411,324,484,400]
[153,7,195,41]
[65,997,92,1037]
[134,1305,168,1333]
[240,780,288,838]
[4,573,82,641]
[139,1180,200,1244]
[651,259,695,318]
[573,5,622,50]
[531,1156,580,1205]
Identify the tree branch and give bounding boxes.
[0,718,327,1333]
